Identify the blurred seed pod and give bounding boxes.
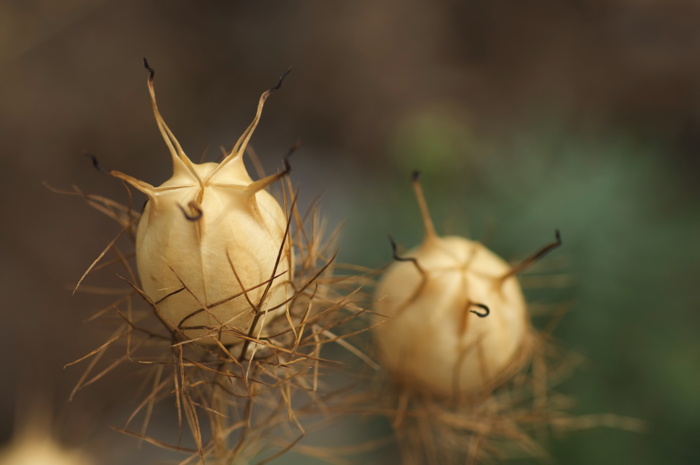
[373,172,559,397]
[0,397,93,465]
[370,172,573,463]
[0,434,92,465]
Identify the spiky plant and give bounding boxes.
[366,172,641,464]
[58,61,369,464]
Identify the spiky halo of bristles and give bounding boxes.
[340,173,646,465]
[311,246,569,463]
[363,315,645,465]
[366,323,572,464]
[53,62,375,463]
[313,264,645,465]
[52,169,374,464]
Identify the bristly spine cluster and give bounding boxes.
[63,60,371,464]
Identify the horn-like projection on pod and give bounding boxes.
[107,60,293,346]
[374,172,561,397]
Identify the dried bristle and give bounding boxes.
[66,184,370,462]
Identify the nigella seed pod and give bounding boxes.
[374,173,561,397]
[106,61,293,345]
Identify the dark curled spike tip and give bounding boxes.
[469,303,490,318]
[283,140,302,175]
[388,235,414,262]
[270,66,293,93]
[178,202,202,222]
[411,170,421,182]
[388,235,426,277]
[388,235,403,262]
[555,229,562,245]
[84,153,109,174]
[143,57,154,78]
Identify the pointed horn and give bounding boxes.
[84,153,156,196]
[244,140,297,196]
[411,171,438,240]
[143,58,202,186]
[213,67,292,177]
[500,230,563,283]
[108,170,157,197]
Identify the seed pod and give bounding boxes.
[107,63,293,345]
[0,400,93,465]
[0,435,93,465]
[374,174,551,397]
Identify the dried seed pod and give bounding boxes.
[107,62,293,345]
[0,435,93,465]
[374,174,557,397]
[0,400,93,465]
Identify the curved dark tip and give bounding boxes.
[411,170,421,182]
[283,140,302,175]
[555,228,562,245]
[270,66,293,93]
[387,234,427,277]
[143,57,154,79]
[84,153,108,174]
[388,235,399,259]
[469,303,490,318]
[388,235,412,263]
[178,201,203,221]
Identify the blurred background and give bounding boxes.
[1,0,699,463]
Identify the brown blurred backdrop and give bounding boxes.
[1,1,699,464]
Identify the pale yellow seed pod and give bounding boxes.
[374,174,556,397]
[0,436,93,465]
[0,401,93,465]
[109,63,293,345]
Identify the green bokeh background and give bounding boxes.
[337,121,700,464]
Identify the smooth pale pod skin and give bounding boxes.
[111,64,292,345]
[373,177,530,397]
[374,235,528,397]
[136,159,292,345]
